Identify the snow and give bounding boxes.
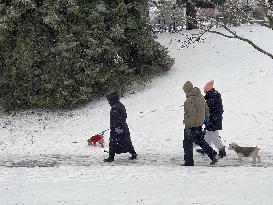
[1,25,273,204]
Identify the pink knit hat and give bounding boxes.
[204,80,214,92]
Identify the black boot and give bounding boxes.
[129,153,137,160]
[218,147,226,158]
[181,162,194,166]
[104,155,114,162]
[210,153,218,165]
[196,148,206,155]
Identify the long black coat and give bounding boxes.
[204,89,224,131]
[107,92,133,154]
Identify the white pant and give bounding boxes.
[204,130,224,150]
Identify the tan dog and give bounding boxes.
[228,142,261,163]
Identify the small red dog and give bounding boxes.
[87,131,105,147]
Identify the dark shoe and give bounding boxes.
[181,163,194,166]
[103,156,114,162]
[196,148,206,155]
[129,153,137,160]
[218,147,226,158]
[210,154,218,165]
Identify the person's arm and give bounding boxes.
[184,98,196,128]
[110,107,123,136]
[205,101,210,118]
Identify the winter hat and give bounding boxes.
[106,90,120,106]
[183,81,193,93]
[204,80,214,92]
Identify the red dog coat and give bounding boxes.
[87,134,103,146]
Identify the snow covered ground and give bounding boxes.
[1,25,273,205]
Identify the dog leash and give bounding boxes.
[101,129,110,153]
[99,128,110,134]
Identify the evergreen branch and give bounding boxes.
[260,22,273,31]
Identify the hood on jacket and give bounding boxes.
[188,87,202,97]
[183,81,193,93]
[106,90,120,106]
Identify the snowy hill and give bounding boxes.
[0,25,273,205]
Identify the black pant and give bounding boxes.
[109,136,136,157]
[183,126,216,165]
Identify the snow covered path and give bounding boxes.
[1,25,273,204]
[1,166,272,205]
[1,152,273,168]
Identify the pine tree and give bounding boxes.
[0,0,174,110]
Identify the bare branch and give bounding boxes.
[208,30,236,39]
[203,0,273,60]
[236,37,273,59]
[222,25,237,36]
[209,28,273,60]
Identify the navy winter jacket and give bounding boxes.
[204,88,224,131]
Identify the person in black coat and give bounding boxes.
[197,80,226,157]
[104,91,137,162]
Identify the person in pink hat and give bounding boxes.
[196,80,226,158]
